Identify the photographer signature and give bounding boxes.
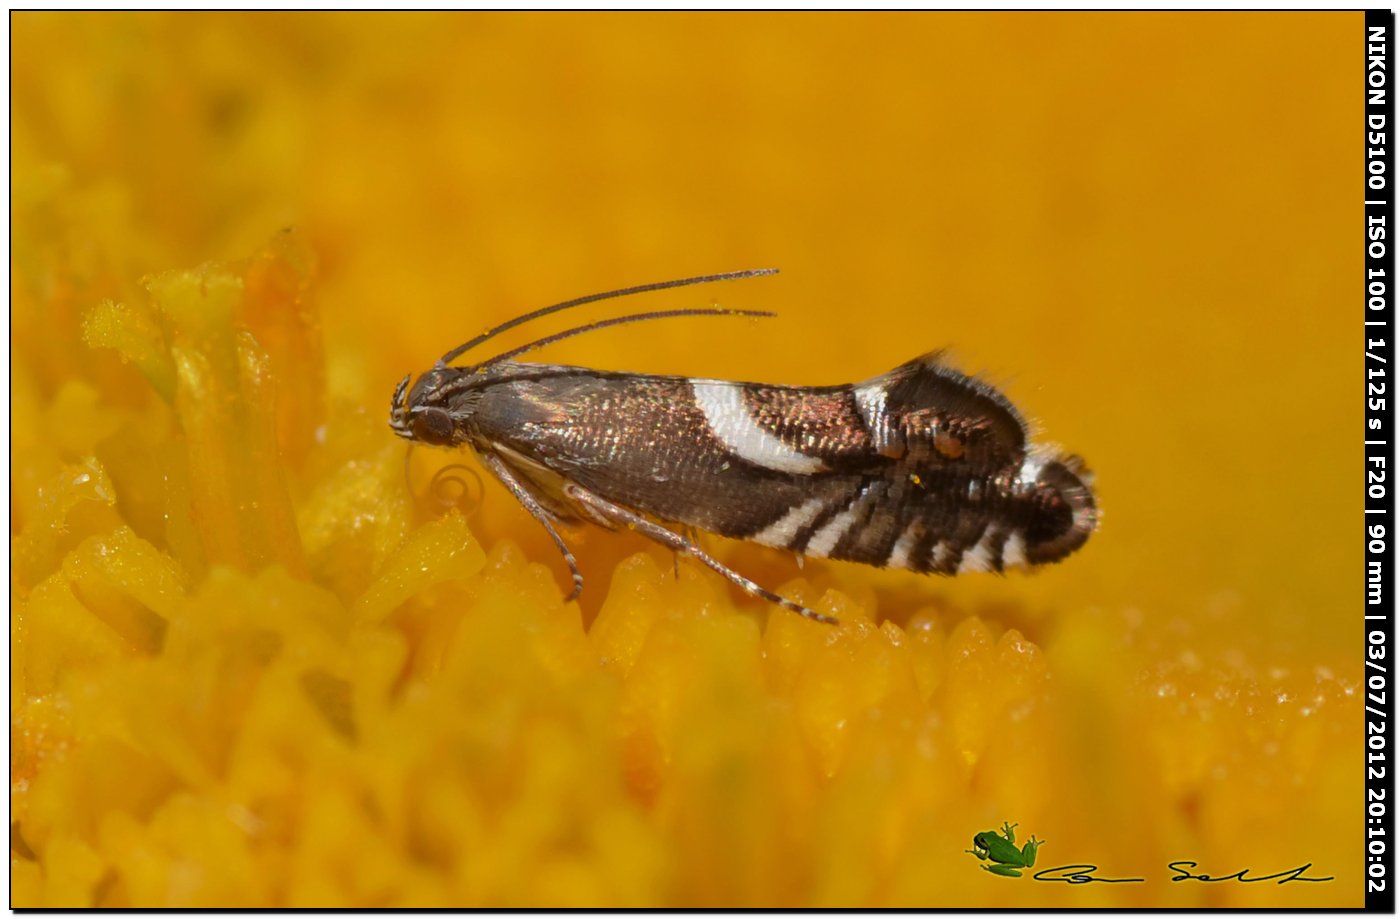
[1031,862,1334,885]
[965,823,1332,884]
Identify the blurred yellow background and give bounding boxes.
[12,12,1361,907]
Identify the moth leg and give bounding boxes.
[564,485,839,626]
[673,524,699,581]
[479,452,584,602]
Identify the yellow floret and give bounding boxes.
[9,216,1361,908]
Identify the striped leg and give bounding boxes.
[480,452,585,602]
[564,484,839,626]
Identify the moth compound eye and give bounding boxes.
[412,407,455,444]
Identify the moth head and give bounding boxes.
[389,368,478,446]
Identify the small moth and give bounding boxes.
[390,270,1097,625]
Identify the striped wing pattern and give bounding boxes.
[475,353,1096,575]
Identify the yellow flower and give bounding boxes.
[13,12,1359,907]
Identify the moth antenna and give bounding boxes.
[475,308,775,370]
[436,268,778,367]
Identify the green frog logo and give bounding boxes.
[966,822,1044,877]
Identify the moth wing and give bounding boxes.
[864,351,1029,468]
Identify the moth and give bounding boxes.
[390,270,1097,625]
